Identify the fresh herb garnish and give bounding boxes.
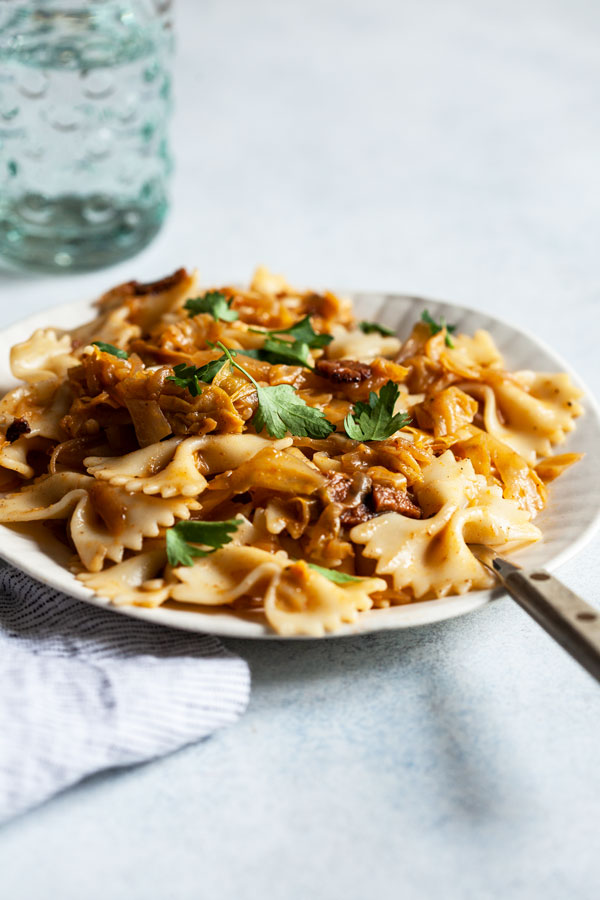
[259,336,312,368]
[166,348,240,393]
[307,563,364,584]
[193,355,230,384]
[344,380,411,441]
[251,315,333,349]
[166,519,241,567]
[166,363,203,396]
[233,348,263,360]
[252,383,334,439]
[92,341,129,359]
[421,310,456,348]
[215,342,335,439]
[359,320,395,337]
[246,315,333,367]
[184,291,238,322]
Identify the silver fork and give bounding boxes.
[470,545,600,683]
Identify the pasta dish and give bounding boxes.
[0,267,584,636]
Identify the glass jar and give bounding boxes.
[0,0,174,272]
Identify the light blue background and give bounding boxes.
[1,1,599,898]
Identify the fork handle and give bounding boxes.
[500,565,600,683]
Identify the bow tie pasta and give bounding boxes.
[0,268,584,635]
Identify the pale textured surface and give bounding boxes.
[0,0,599,897]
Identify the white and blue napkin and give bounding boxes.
[0,564,250,824]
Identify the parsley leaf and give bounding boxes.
[92,341,129,359]
[199,344,270,376]
[193,355,229,384]
[235,348,263,360]
[281,316,333,348]
[259,336,312,367]
[166,363,203,396]
[251,315,333,349]
[344,380,411,441]
[215,342,335,439]
[253,384,334,439]
[421,310,456,348]
[166,348,241,393]
[166,519,241,567]
[247,316,331,366]
[359,320,395,337]
[307,563,364,584]
[185,291,238,322]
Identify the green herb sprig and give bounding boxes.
[166,519,241,567]
[250,315,333,349]
[166,347,244,394]
[359,321,395,337]
[185,291,238,322]
[166,340,335,436]
[344,380,411,442]
[92,341,129,360]
[215,342,334,439]
[421,310,456,348]
[307,563,364,584]
[259,336,312,368]
[166,363,204,396]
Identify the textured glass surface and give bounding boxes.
[0,1,173,271]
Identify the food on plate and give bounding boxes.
[0,267,584,635]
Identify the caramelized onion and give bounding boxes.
[87,482,128,534]
[125,399,172,447]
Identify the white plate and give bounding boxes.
[0,293,599,639]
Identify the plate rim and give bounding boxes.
[0,290,598,640]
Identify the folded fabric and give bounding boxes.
[0,564,250,824]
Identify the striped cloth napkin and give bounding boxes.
[0,564,250,824]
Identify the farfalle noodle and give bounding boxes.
[351,452,541,598]
[0,472,198,571]
[10,329,79,384]
[170,545,385,637]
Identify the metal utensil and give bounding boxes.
[471,545,600,683]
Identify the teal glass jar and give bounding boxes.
[0,1,173,272]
